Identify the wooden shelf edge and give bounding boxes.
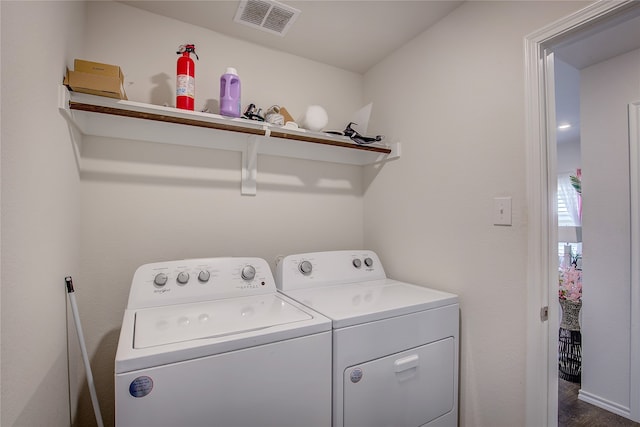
[62,87,393,155]
[268,129,391,154]
[69,101,266,136]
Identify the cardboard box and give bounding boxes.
[74,59,122,78]
[64,59,127,100]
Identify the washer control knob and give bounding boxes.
[154,273,168,287]
[176,271,190,285]
[198,270,210,283]
[352,259,362,268]
[364,257,374,267]
[299,260,313,275]
[241,265,256,281]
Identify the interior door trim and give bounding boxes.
[523,2,638,426]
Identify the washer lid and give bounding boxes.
[134,293,312,348]
[282,279,458,328]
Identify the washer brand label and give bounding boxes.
[350,368,363,384]
[129,376,153,398]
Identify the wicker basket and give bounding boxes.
[559,299,582,383]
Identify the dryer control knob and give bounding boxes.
[154,273,168,287]
[176,271,190,285]
[299,260,313,275]
[364,257,374,267]
[352,259,362,268]
[198,270,210,283]
[241,265,256,281]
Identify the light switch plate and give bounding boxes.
[493,196,512,226]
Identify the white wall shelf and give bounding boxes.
[58,86,400,195]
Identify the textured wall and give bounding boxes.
[1,1,84,425]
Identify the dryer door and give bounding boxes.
[343,337,455,427]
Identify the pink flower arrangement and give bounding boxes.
[559,266,582,301]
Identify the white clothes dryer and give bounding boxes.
[115,257,332,427]
[276,250,459,427]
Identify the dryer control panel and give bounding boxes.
[127,257,275,309]
[275,250,387,291]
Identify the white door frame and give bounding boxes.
[524,1,638,426]
[629,99,640,422]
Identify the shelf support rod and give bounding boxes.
[241,136,259,196]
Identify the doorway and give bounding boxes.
[524,1,640,426]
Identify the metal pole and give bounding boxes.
[65,276,104,427]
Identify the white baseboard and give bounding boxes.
[578,389,632,420]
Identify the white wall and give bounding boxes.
[0,1,85,426]
[557,140,581,175]
[579,47,640,414]
[73,2,367,425]
[555,58,582,174]
[363,2,588,426]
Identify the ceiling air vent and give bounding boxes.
[234,0,300,37]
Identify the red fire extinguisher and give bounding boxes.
[176,44,198,110]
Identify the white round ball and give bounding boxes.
[303,105,328,131]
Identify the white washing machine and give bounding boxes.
[275,250,459,427]
[115,257,332,427]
